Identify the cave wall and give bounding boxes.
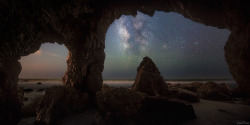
[0,0,249,123]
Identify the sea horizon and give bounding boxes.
[18,78,237,89]
[19,78,235,81]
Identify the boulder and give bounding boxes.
[23,88,34,93]
[95,88,196,125]
[35,86,90,124]
[168,87,200,103]
[132,57,168,96]
[181,82,203,93]
[198,81,232,101]
[96,88,146,116]
[169,82,203,93]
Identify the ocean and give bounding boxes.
[18,79,238,89]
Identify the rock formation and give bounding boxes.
[168,87,200,103]
[96,87,196,125]
[132,57,168,96]
[35,86,90,124]
[178,82,203,93]
[96,87,146,116]
[198,81,232,101]
[0,0,250,124]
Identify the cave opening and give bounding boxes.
[103,11,236,87]
[18,42,68,88]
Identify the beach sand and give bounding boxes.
[18,82,250,125]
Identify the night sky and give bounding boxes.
[103,11,231,79]
[19,11,232,79]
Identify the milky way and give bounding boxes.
[103,11,231,79]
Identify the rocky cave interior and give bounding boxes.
[0,0,249,124]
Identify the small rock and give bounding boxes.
[36,89,45,92]
[23,89,34,93]
[36,82,42,85]
[23,97,28,102]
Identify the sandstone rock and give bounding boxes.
[35,86,90,124]
[181,82,203,93]
[198,81,232,101]
[132,57,168,96]
[96,88,146,116]
[169,82,203,93]
[95,88,196,125]
[168,87,200,103]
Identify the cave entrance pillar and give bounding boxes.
[62,24,106,94]
[0,60,22,124]
[225,24,250,96]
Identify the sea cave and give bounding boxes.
[0,0,250,124]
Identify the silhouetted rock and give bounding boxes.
[95,88,196,125]
[198,81,232,101]
[37,82,42,85]
[35,86,90,124]
[132,57,168,96]
[168,87,200,103]
[23,88,34,93]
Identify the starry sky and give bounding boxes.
[19,11,232,79]
[103,11,232,79]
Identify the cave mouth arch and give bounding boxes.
[103,11,233,83]
[1,1,250,123]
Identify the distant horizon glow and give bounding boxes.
[19,43,68,79]
[19,11,232,80]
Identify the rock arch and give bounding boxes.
[0,0,249,123]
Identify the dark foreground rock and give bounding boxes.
[132,57,168,96]
[198,81,232,101]
[35,86,90,124]
[95,88,196,125]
